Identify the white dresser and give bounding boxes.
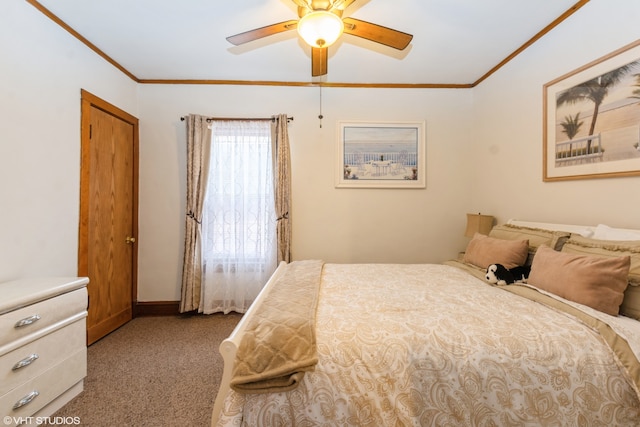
[0,278,88,426]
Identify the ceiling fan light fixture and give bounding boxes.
[297,11,344,48]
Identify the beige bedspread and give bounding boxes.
[217,263,640,426]
[229,260,323,394]
[503,283,640,396]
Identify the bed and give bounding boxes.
[211,220,640,426]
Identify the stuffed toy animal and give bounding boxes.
[485,263,531,285]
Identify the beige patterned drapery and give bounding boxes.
[272,114,292,263]
[179,114,212,312]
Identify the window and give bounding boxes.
[200,120,277,313]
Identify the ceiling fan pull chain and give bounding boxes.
[318,84,324,128]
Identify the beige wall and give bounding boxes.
[470,0,640,228]
[0,1,138,281]
[2,0,639,303]
[136,85,474,300]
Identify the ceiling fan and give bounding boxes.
[226,0,413,77]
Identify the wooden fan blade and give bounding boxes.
[311,47,328,76]
[226,20,298,45]
[342,17,413,50]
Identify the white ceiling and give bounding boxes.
[32,0,584,85]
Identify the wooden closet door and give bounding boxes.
[79,90,138,345]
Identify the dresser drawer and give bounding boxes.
[0,320,86,396]
[0,288,87,351]
[0,349,86,425]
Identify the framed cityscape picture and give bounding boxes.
[336,121,426,188]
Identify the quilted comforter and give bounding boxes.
[230,260,322,393]
[216,263,640,426]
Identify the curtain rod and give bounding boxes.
[180,116,293,123]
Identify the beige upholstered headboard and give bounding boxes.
[507,219,640,241]
[507,219,595,237]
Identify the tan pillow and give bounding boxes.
[489,224,571,265]
[560,235,640,319]
[528,245,630,316]
[621,285,640,320]
[561,235,640,286]
[463,233,528,269]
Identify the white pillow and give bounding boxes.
[593,224,640,241]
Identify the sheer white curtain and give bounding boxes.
[199,120,277,314]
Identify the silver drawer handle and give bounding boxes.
[12,390,39,410]
[14,314,41,328]
[12,353,39,371]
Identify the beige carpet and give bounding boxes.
[46,313,242,427]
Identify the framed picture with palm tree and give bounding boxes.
[543,39,640,181]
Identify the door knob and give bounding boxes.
[125,236,136,244]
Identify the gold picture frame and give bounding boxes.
[336,121,426,189]
[543,39,640,181]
